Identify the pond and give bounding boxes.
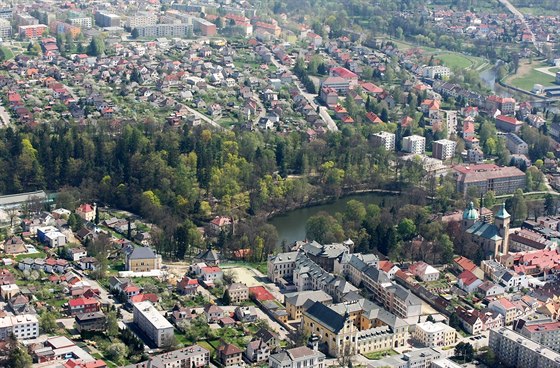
[268,192,397,246]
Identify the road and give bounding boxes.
[498,0,539,52]
[270,54,338,132]
[183,104,225,131]
[0,105,11,127]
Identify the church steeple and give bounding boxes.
[494,203,511,256]
[462,201,479,229]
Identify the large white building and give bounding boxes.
[135,23,193,38]
[432,139,457,161]
[0,18,11,38]
[133,301,174,348]
[269,346,325,368]
[490,328,560,368]
[0,314,39,340]
[413,321,457,348]
[126,12,158,29]
[69,17,93,29]
[267,251,299,283]
[402,135,426,155]
[423,65,451,79]
[372,132,396,151]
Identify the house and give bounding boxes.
[246,338,270,363]
[125,246,161,272]
[234,306,257,323]
[0,284,19,300]
[495,115,523,133]
[67,297,101,316]
[408,261,440,282]
[268,345,325,368]
[200,266,223,285]
[255,328,281,353]
[3,236,27,255]
[227,283,249,304]
[75,203,96,222]
[195,249,220,266]
[79,257,98,271]
[9,294,33,315]
[177,276,199,297]
[169,305,197,326]
[457,270,483,293]
[204,304,225,323]
[477,281,505,298]
[453,256,485,279]
[65,247,87,262]
[217,343,243,367]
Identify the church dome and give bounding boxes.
[495,203,510,219]
[463,201,479,220]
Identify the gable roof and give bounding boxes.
[128,246,156,260]
[304,301,346,333]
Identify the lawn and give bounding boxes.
[433,52,473,69]
[0,46,14,60]
[198,340,216,354]
[508,68,556,91]
[363,349,399,360]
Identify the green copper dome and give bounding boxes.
[495,203,510,219]
[463,201,479,220]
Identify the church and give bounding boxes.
[462,202,511,259]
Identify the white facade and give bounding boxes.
[0,314,39,340]
[402,135,426,155]
[372,132,396,151]
[69,17,92,28]
[432,139,456,161]
[423,66,451,79]
[267,252,298,283]
[126,13,158,29]
[133,301,174,348]
[414,322,457,348]
[136,23,193,38]
[269,347,325,368]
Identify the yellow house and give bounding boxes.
[301,299,408,357]
[126,246,161,272]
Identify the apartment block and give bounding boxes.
[94,12,121,28]
[505,133,529,155]
[517,320,560,353]
[0,314,39,340]
[133,301,174,348]
[402,135,426,155]
[15,14,38,26]
[489,328,560,368]
[135,23,193,38]
[372,131,396,151]
[192,17,217,36]
[453,164,526,196]
[125,345,210,368]
[125,12,158,29]
[0,18,11,38]
[432,139,456,161]
[18,24,48,38]
[69,17,93,29]
[413,321,457,348]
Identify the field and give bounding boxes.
[432,52,476,69]
[0,46,14,60]
[506,62,557,91]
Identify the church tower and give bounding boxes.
[494,203,511,256]
[462,201,479,230]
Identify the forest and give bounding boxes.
[0,122,430,260]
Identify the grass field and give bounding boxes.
[507,67,556,91]
[432,52,473,69]
[0,46,14,60]
[363,349,399,360]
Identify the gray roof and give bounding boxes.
[363,266,391,284]
[284,290,332,307]
[0,190,47,207]
[128,246,156,260]
[466,221,502,241]
[196,248,220,262]
[304,301,347,333]
[269,251,299,264]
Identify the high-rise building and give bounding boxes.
[94,11,121,28]
[125,12,158,29]
[372,132,396,151]
[69,17,93,29]
[402,135,426,155]
[134,23,193,38]
[432,139,457,160]
[0,18,11,38]
[133,301,174,348]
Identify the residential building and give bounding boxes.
[67,297,101,316]
[0,8,12,20]
[301,299,408,357]
[76,203,96,222]
[505,133,529,155]
[0,19,11,38]
[69,17,93,29]
[0,314,39,340]
[195,248,220,266]
[192,17,217,36]
[135,23,193,38]
[413,321,457,348]
[457,270,483,293]
[125,12,158,29]
[0,284,19,300]
[486,95,516,115]
[18,24,48,38]
[496,115,524,133]
[94,12,121,28]
[176,276,199,297]
[516,320,560,353]
[226,283,249,304]
[37,226,67,248]
[75,312,107,332]
[456,307,504,335]
[124,345,209,368]
[284,290,333,320]
[4,236,27,255]
[402,135,426,155]
[235,306,257,323]
[320,87,338,106]
[372,132,396,151]
[267,251,299,284]
[125,246,161,272]
[15,14,38,26]
[423,65,451,79]
[489,298,520,325]
[368,348,442,368]
[199,266,223,284]
[246,338,270,363]
[477,281,505,298]
[489,328,560,368]
[217,343,243,367]
[269,345,325,368]
[453,164,526,196]
[204,304,225,323]
[408,261,440,282]
[133,301,174,348]
[432,139,456,161]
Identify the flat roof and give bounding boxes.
[133,301,173,330]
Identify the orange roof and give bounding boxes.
[454,256,477,272]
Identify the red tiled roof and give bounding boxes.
[68,297,99,307]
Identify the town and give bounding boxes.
[1,0,560,368]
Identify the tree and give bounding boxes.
[7,346,32,368]
[455,342,475,363]
[222,289,231,305]
[131,28,140,39]
[426,315,436,323]
[106,312,119,338]
[105,342,128,365]
[39,312,57,334]
[483,190,496,208]
[545,193,557,216]
[87,36,105,56]
[397,218,416,241]
[305,212,345,244]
